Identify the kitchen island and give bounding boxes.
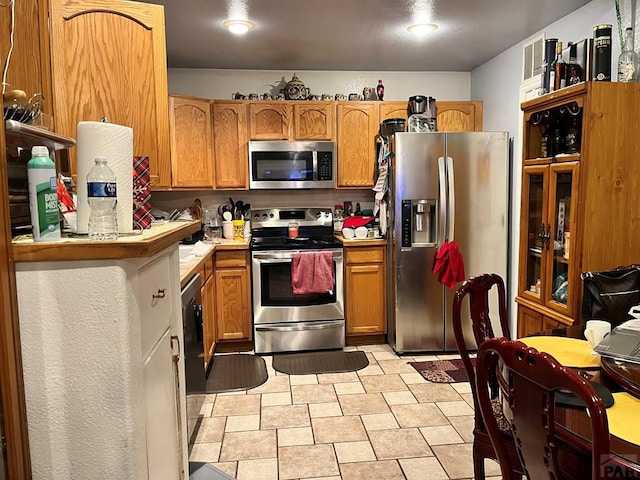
[13,220,199,480]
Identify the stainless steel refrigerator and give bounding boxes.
[387,132,510,353]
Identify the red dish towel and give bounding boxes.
[291,251,335,294]
[432,240,466,289]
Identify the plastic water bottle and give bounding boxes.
[27,145,60,242]
[87,157,118,240]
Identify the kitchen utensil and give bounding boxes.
[241,203,251,218]
[235,200,244,219]
[222,211,232,221]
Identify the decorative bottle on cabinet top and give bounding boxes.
[618,27,638,82]
[376,79,384,101]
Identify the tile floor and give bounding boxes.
[186,344,503,480]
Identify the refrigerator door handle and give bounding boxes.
[438,156,447,245]
[446,156,455,241]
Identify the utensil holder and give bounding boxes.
[222,220,234,239]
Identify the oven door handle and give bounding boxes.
[253,251,343,262]
[255,321,344,332]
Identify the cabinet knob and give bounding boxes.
[152,288,166,299]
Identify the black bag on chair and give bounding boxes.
[581,265,640,326]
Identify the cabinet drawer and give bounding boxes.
[139,253,175,359]
[215,250,247,268]
[345,247,384,264]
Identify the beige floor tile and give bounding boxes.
[399,372,428,384]
[432,443,502,478]
[451,382,472,394]
[213,394,261,416]
[312,415,368,443]
[219,430,277,461]
[409,383,464,403]
[399,456,449,480]
[333,381,365,395]
[447,415,475,443]
[308,401,343,418]
[339,459,406,480]
[204,393,217,403]
[461,392,475,407]
[436,353,462,360]
[261,404,310,429]
[411,354,440,362]
[368,428,432,459]
[360,374,409,393]
[236,457,278,480]
[333,440,376,463]
[377,359,418,374]
[357,344,395,353]
[189,442,221,463]
[317,371,360,383]
[209,462,236,478]
[299,477,341,480]
[371,351,400,361]
[364,352,379,365]
[187,418,197,441]
[217,390,247,396]
[187,395,205,418]
[199,402,213,417]
[224,414,260,433]
[382,390,418,405]
[289,374,318,385]
[356,364,384,376]
[278,444,339,479]
[291,384,337,404]
[277,426,314,446]
[339,393,391,415]
[419,425,464,445]
[248,375,290,393]
[261,391,292,406]
[391,403,450,428]
[436,400,475,417]
[360,412,400,431]
[194,416,227,443]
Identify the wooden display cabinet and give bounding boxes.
[516,82,640,337]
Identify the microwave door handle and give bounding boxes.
[437,156,447,245]
[312,150,318,182]
[446,156,455,241]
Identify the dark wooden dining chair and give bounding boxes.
[452,273,524,479]
[476,337,611,480]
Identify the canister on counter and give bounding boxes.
[593,24,612,81]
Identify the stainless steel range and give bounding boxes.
[250,207,345,354]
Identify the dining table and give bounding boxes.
[525,323,640,478]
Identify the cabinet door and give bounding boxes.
[345,263,386,334]
[293,102,335,140]
[169,95,213,188]
[517,305,543,337]
[336,102,379,188]
[379,102,408,122]
[201,275,215,368]
[212,101,248,189]
[49,0,171,189]
[518,165,549,304]
[215,267,251,341]
[436,101,483,132]
[143,329,181,480]
[249,103,291,140]
[545,162,579,317]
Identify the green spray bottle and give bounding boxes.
[27,145,60,241]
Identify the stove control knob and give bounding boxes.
[269,213,274,218]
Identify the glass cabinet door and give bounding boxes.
[546,162,579,316]
[520,165,549,302]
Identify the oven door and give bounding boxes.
[251,248,344,325]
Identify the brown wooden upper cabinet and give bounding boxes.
[380,102,409,122]
[379,101,483,132]
[212,101,249,190]
[248,101,335,141]
[48,0,171,189]
[336,102,379,188]
[168,95,213,188]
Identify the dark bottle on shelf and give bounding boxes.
[540,127,550,157]
[376,79,384,101]
[552,119,564,155]
[553,42,567,91]
[566,42,583,85]
[543,124,555,157]
[564,116,580,154]
[542,38,558,94]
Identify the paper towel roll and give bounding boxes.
[76,121,134,234]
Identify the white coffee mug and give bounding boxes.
[629,305,640,319]
[584,320,611,348]
[222,220,234,240]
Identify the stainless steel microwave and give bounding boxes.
[248,141,336,189]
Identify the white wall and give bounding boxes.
[168,69,471,102]
[471,0,636,329]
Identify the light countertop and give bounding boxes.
[179,239,249,286]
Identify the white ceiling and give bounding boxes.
[146,0,592,72]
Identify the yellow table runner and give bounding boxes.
[608,392,640,445]
[517,336,601,369]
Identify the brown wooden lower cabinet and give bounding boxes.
[517,304,563,337]
[344,246,386,335]
[214,250,252,342]
[201,257,216,368]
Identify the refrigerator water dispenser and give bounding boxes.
[401,199,435,247]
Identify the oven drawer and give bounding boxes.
[254,320,345,354]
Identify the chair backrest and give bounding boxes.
[452,273,510,429]
[476,337,611,480]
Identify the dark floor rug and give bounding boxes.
[409,358,475,383]
[272,350,369,375]
[201,354,268,393]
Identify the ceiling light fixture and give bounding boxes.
[223,20,255,35]
[407,23,438,36]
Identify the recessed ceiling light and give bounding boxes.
[407,23,438,36]
[223,20,255,35]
